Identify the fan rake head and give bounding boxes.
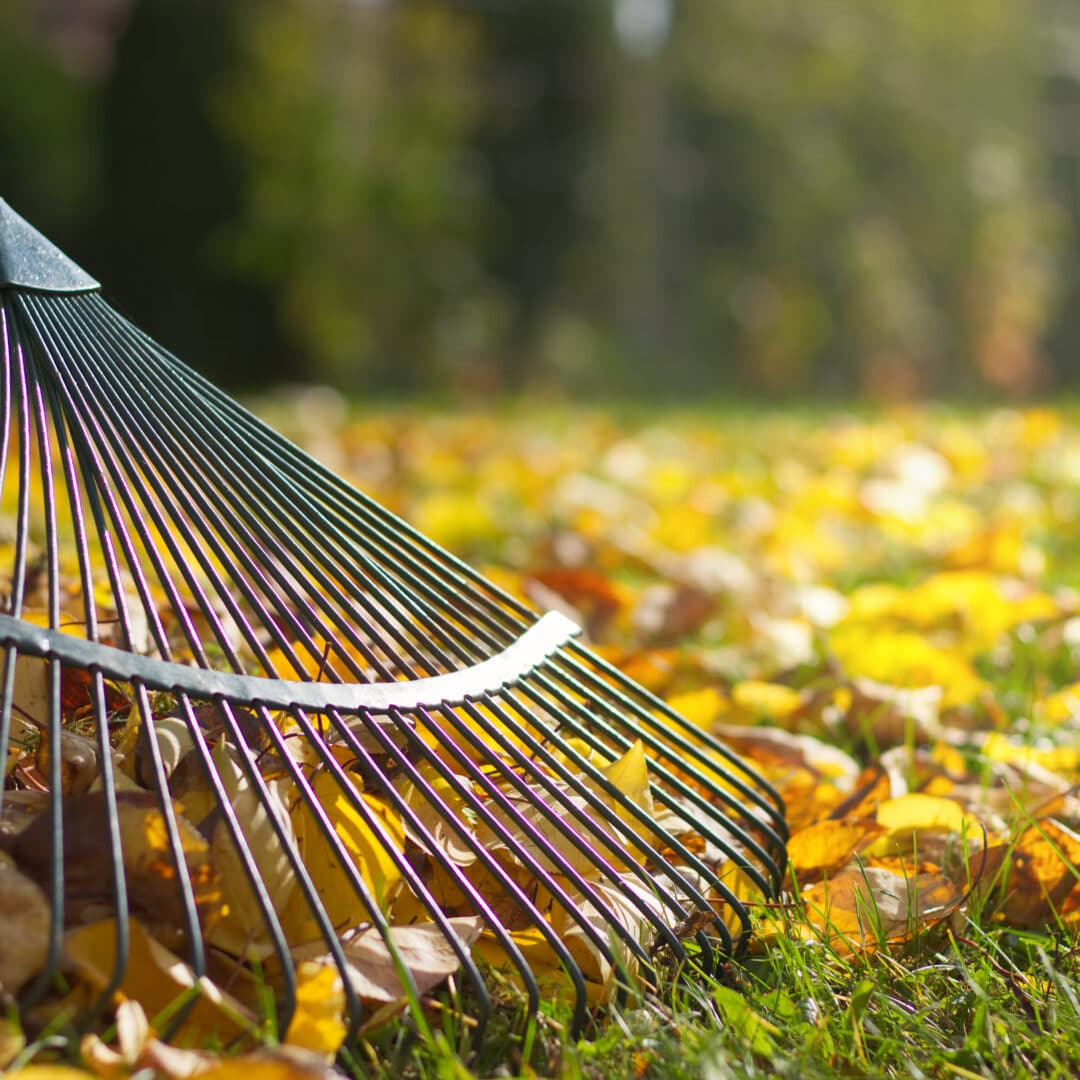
[0,200,786,1045]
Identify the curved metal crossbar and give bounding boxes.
[0,610,581,712]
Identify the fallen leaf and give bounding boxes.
[862,793,982,862]
[10,792,221,942]
[284,961,347,1058]
[64,917,256,1042]
[796,865,963,951]
[712,724,860,790]
[597,739,654,830]
[7,1069,97,1080]
[786,820,882,881]
[828,626,988,708]
[828,767,892,820]
[527,567,623,639]
[843,678,943,746]
[0,854,50,993]
[876,793,977,835]
[556,873,669,990]
[36,730,99,796]
[730,681,805,725]
[335,916,483,1005]
[205,740,299,956]
[290,770,404,928]
[1005,818,1080,928]
[981,732,1080,779]
[194,1050,346,1080]
[664,686,728,730]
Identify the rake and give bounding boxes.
[0,199,786,1047]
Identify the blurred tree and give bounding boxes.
[220,0,498,392]
[589,0,1058,398]
[98,0,284,386]
[1041,0,1080,388]
[0,0,102,264]
[470,1,607,387]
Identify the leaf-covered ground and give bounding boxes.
[9,401,1080,1078]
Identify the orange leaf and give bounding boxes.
[787,820,882,881]
[1005,819,1080,928]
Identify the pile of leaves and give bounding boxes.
[1,634,691,1075]
[5,400,1080,1077]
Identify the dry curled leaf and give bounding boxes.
[336,915,483,1005]
[793,865,963,952]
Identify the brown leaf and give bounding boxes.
[829,767,892,820]
[11,792,222,940]
[0,855,51,993]
[632,583,714,643]
[335,915,483,1004]
[527,567,622,639]
[844,677,943,746]
[796,865,963,952]
[60,667,131,719]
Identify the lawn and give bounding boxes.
[9,400,1080,1078]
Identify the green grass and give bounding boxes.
[353,900,1079,1079]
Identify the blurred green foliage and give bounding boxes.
[0,0,1074,398]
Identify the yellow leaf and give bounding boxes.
[7,1069,95,1079]
[665,686,728,729]
[415,701,539,768]
[943,522,1041,576]
[473,924,561,983]
[866,794,981,858]
[876,793,975,834]
[284,961,347,1058]
[829,626,988,708]
[717,861,768,938]
[64,917,255,1042]
[982,733,1080,778]
[196,1060,339,1080]
[1005,818,1080,928]
[287,771,405,940]
[599,739,653,827]
[731,681,804,724]
[411,491,496,551]
[473,924,610,1007]
[1040,682,1080,725]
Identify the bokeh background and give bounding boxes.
[2,0,1078,401]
